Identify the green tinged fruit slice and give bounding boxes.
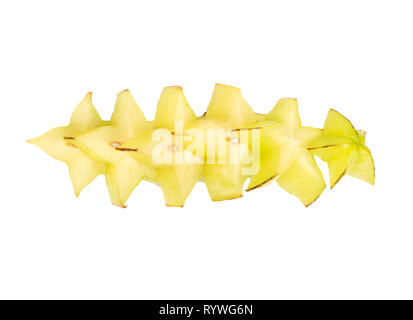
[247,98,326,205]
[71,90,154,207]
[27,92,105,196]
[246,131,280,191]
[308,109,375,187]
[347,146,375,185]
[326,144,358,188]
[323,109,358,140]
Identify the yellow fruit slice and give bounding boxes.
[122,86,201,207]
[247,98,325,205]
[27,92,105,196]
[276,151,326,206]
[71,90,154,207]
[323,109,358,140]
[201,85,258,200]
[347,145,375,185]
[308,109,375,188]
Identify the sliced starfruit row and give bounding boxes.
[28,84,375,208]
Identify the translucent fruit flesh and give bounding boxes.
[27,93,105,196]
[308,109,375,188]
[122,86,201,207]
[201,84,258,200]
[246,98,326,206]
[71,90,154,207]
[205,83,258,127]
[202,141,249,201]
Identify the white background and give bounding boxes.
[0,0,412,299]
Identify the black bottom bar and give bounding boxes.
[0,300,409,319]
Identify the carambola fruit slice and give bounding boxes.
[201,84,256,200]
[122,86,202,207]
[27,92,105,196]
[247,98,326,206]
[71,90,155,207]
[308,109,375,187]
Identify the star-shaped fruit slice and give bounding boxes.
[27,92,106,196]
[70,90,155,208]
[121,86,202,207]
[246,98,326,206]
[199,84,259,200]
[308,109,375,188]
